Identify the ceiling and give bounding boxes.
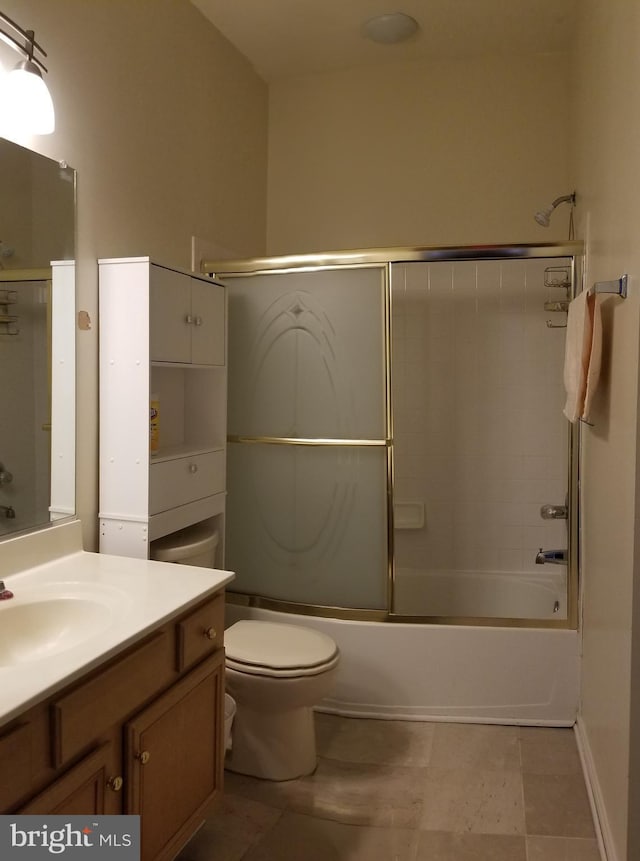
[191,0,578,82]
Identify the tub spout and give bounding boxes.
[535,548,567,565]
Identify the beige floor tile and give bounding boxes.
[526,835,602,860]
[315,713,435,767]
[523,773,596,838]
[243,811,421,861]
[175,794,282,861]
[222,769,293,810]
[421,767,525,835]
[429,723,520,771]
[416,830,527,860]
[520,727,582,775]
[279,757,427,828]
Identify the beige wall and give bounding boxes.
[571,2,640,860]
[267,53,572,255]
[0,0,268,550]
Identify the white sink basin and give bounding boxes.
[0,582,128,666]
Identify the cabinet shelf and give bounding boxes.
[150,443,225,463]
[151,361,225,370]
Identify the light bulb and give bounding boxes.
[5,60,55,135]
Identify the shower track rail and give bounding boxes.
[228,436,390,446]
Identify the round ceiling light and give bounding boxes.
[362,12,419,45]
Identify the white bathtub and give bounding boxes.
[225,600,581,726]
[393,567,567,619]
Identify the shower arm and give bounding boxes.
[551,193,576,209]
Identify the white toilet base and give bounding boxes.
[225,703,317,781]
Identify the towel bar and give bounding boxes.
[591,274,628,299]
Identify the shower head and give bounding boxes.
[534,207,554,227]
[534,192,576,227]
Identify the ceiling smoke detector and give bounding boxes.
[362,12,419,45]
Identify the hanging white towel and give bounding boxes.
[563,290,602,423]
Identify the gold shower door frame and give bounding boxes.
[208,242,582,630]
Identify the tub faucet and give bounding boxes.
[535,548,567,565]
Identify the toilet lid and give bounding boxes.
[225,621,339,674]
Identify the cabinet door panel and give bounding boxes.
[191,281,225,365]
[126,652,224,861]
[19,744,119,815]
[0,722,32,811]
[150,266,191,363]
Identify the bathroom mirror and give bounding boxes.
[0,137,76,538]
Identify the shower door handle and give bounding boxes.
[540,504,568,520]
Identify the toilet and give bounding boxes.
[224,620,340,781]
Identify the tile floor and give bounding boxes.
[177,714,600,861]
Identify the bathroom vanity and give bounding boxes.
[0,521,234,861]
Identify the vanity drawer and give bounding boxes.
[176,593,224,672]
[150,451,225,515]
[51,631,174,767]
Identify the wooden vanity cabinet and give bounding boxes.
[2,591,225,860]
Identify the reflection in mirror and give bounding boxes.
[0,138,75,538]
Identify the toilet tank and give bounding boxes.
[150,521,219,568]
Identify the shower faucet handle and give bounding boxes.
[540,504,568,520]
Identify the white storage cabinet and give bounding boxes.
[99,257,227,559]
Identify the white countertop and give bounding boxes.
[0,548,234,728]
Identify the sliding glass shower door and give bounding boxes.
[225,266,390,610]
[390,257,573,620]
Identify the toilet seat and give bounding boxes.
[225,620,339,679]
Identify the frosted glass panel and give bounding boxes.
[227,268,386,440]
[226,443,388,609]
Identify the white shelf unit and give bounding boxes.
[98,257,227,561]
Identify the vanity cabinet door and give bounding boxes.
[0,722,32,811]
[125,651,224,861]
[18,743,121,816]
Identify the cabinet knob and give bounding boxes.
[106,775,124,792]
[185,314,194,324]
[136,750,151,765]
[204,626,217,641]
[188,463,198,474]
[194,316,203,327]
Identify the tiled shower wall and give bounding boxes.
[391,259,570,575]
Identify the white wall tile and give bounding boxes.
[392,258,570,591]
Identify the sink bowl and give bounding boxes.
[0,583,127,666]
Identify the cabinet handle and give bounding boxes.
[185,314,194,324]
[194,316,203,327]
[106,775,124,792]
[204,626,217,642]
[188,463,198,474]
[136,750,151,765]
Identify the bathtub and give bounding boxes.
[225,597,581,726]
[393,567,567,619]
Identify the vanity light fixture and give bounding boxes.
[0,10,55,135]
